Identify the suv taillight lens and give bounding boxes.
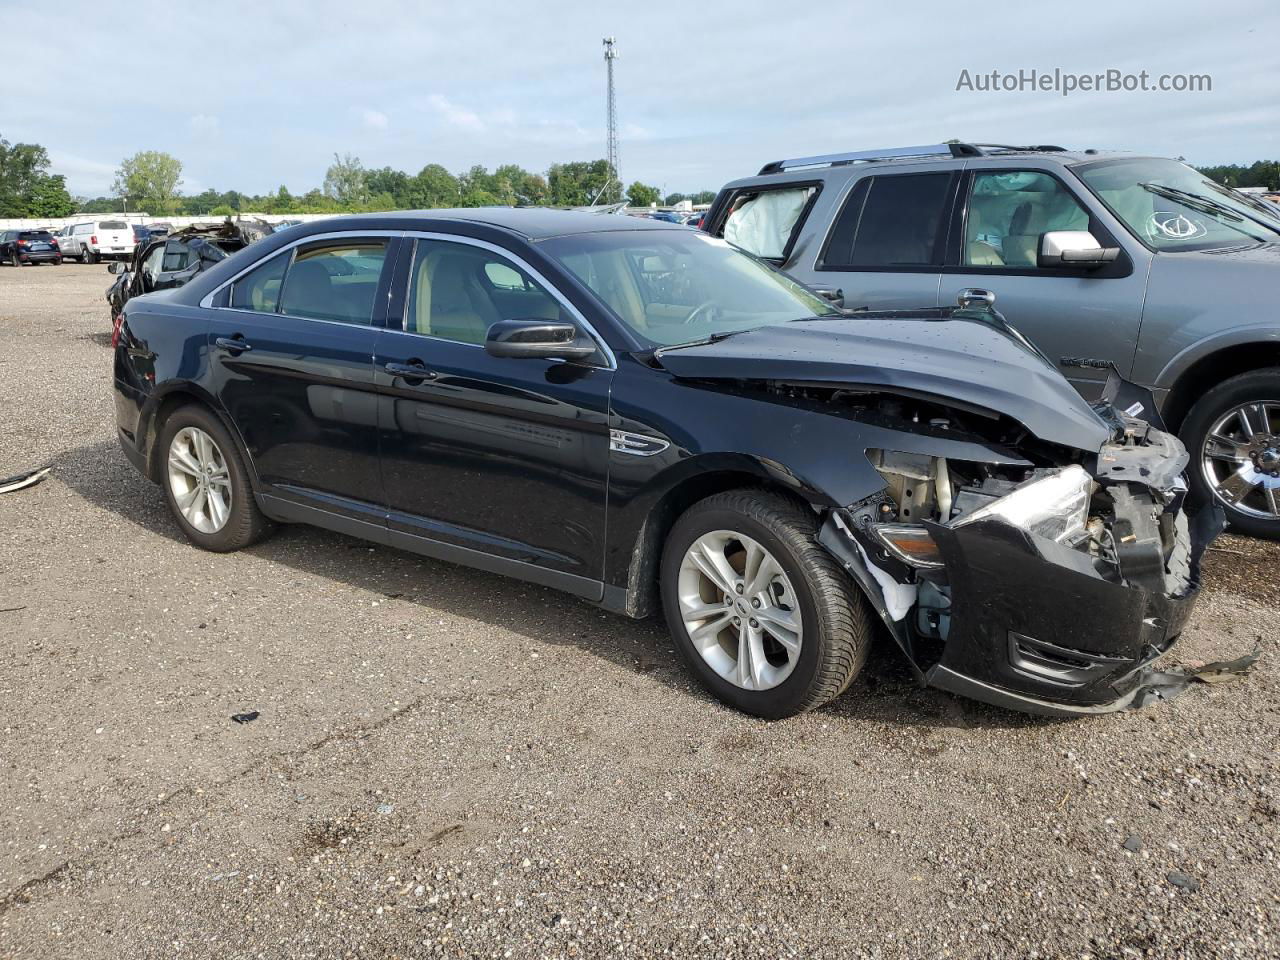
[91,235,98,245]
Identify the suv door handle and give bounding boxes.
[214,336,252,354]
[385,360,436,382]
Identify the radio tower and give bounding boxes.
[603,37,620,201]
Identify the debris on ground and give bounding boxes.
[230,711,260,724]
[0,465,52,495]
[1168,871,1201,892]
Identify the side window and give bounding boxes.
[230,251,289,314]
[142,245,166,283]
[405,240,566,345]
[279,241,389,325]
[822,173,953,268]
[964,171,1091,268]
[720,185,816,260]
[161,239,191,272]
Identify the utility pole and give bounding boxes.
[603,37,619,202]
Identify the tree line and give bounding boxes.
[0,133,76,218]
[69,150,718,218]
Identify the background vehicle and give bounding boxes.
[68,219,135,263]
[132,225,151,248]
[0,229,62,265]
[704,142,1280,538]
[111,210,1214,720]
[53,224,84,259]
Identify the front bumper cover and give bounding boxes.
[918,499,1222,716]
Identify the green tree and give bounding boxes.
[406,164,460,208]
[365,167,410,206]
[210,204,235,216]
[548,160,620,206]
[114,151,183,214]
[626,181,660,207]
[323,152,367,206]
[26,173,74,217]
[663,192,687,206]
[691,190,718,205]
[0,134,75,217]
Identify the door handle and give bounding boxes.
[214,336,252,354]
[385,360,436,382]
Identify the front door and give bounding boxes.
[944,168,1148,400]
[207,234,400,523]
[374,236,613,594]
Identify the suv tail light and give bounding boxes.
[91,235,98,245]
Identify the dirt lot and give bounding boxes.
[1,262,1277,959]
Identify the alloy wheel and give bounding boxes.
[676,530,804,691]
[167,426,233,534]
[1200,400,1280,519]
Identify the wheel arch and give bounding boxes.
[140,383,259,490]
[1159,336,1280,431]
[609,457,829,619]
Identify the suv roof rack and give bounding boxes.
[756,142,1072,176]
[758,142,982,176]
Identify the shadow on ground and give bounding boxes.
[55,437,1055,732]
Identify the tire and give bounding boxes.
[1179,367,1280,540]
[84,247,98,264]
[9,251,19,267]
[157,403,272,552]
[660,489,871,719]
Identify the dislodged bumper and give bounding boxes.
[919,500,1219,716]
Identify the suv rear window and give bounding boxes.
[18,231,53,241]
[720,185,817,260]
[100,221,128,230]
[821,173,953,268]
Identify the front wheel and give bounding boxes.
[1181,368,1280,539]
[158,404,272,552]
[661,490,871,719]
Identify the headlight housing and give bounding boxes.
[954,464,1093,543]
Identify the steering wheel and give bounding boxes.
[684,300,718,325]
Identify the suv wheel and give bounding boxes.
[9,250,19,267]
[661,490,871,718]
[1181,368,1280,539]
[158,404,271,552]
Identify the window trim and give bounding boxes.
[947,167,1133,279]
[394,231,617,371]
[815,170,958,273]
[709,180,823,265]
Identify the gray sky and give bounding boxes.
[6,0,1278,198]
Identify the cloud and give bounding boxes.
[47,151,118,196]
[427,94,485,132]
[188,114,219,135]
[362,109,388,130]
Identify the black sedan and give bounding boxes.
[111,210,1220,719]
[1,229,62,265]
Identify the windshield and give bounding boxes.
[1075,158,1280,251]
[541,230,837,347]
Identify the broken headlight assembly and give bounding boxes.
[864,452,1095,568]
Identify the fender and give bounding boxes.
[1153,322,1280,394]
[137,380,262,492]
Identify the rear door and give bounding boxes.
[791,170,961,311]
[206,233,402,524]
[943,167,1147,399]
[97,220,133,256]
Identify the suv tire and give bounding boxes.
[1180,367,1280,539]
[158,404,272,552]
[660,489,871,718]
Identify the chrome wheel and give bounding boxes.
[167,426,232,534]
[1200,400,1280,519]
[676,530,803,691]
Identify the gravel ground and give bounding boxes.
[1,262,1277,960]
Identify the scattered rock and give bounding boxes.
[1167,871,1200,892]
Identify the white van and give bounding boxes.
[64,220,135,263]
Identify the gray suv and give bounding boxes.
[704,142,1280,538]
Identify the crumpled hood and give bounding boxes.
[656,315,1113,452]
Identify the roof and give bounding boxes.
[296,208,684,241]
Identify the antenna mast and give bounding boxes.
[603,37,619,200]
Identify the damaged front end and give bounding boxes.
[819,384,1225,717]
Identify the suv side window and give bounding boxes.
[964,171,1090,268]
[721,185,817,260]
[822,173,953,268]
[278,241,390,325]
[405,239,566,345]
[230,251,289,313]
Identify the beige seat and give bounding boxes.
[412,248,502,343]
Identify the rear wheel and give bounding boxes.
[661,490,871,719]
[84,247,98,264]
[158,404,271,552]
[9,251,18,267]
[1181,368,1280,540]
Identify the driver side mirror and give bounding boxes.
[107,261,127,275]
[484,318,598,362]
[1038,231,1120,269]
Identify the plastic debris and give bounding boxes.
[0,465,52,495]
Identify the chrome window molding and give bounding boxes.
[398,231,617,371]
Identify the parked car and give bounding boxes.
[132,224,151,247]
[107,219,272,331]
[61,219,135,263]
[704,142,1280,539]
[112,209,1219,720]
[0,229,62,265]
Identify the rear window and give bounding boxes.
[821,173,953,268]
[19,231,53,241]
[99,221,128,230]
[719,185,817,260]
